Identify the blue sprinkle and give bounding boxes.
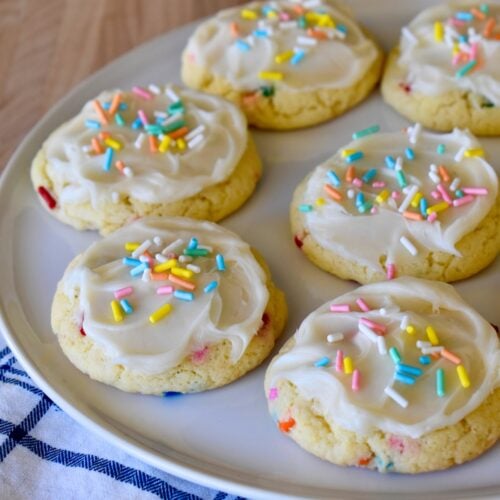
[299,204,313,212]
[419,198,428,218]
[291,49,306,65]
[103,147,114,171]
[130,262,149,277]
[131,117,143,129]
[405,147,415,160]
[346,151,364,163]
[253,29,269,38]
[455,189,464,198]
[455,11,473,21]
[204,281,218,293]
[314,356,331,367]
[216,254,226,271]
[436,143,446,154]
[389,347,401,364]
[174,290,194,301]
[385,155,396,169]
[163,391,183,397]
[459,34,468,43]
[123,257,141,266]
[358,201,373,214]
[356,192,365,207]
[114,112,125,126]
[337,24,347,33]
[327,170,341,187]
[419,355,431,365]
[85,119,101,129]
[235,39,251,52]
[395,372,416,385]
[396,363,423,377]
[120,299,133,314]
[396,170,408,188]
[188,237,198,250]
[362,168,377,183]
[103,101,127,111]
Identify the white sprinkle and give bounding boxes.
[358,323,379,343]
[162,238,184,255]
[408,123,421,145]
[187,264,201,273]
[279,21,297,29]
[421,346,444,354]
[400,315,409,330]
[198,245,213,252]
[455,146,467,162]
[417,340,431,348]
[155,253,167,263]
[139,255,149,263]
[303,0,321,7]
[297,36,317,46]
[148,83,161,95]
[153,236,163,247]
[142,268,151,282]
[347,189,355,199]
[134,133,145,150]
[154,111,167,119]
[400,236,418,256]
[398,185,419,213]
[377,336,387,355]
[111,191,120,203]
[165,87,180,103]
[450,177,461,191]
[428,171,441,184]
[82,145,92,154]
[123,167,133,178]
[332,28,346,39]
[380,308,388,316]
[395,156,403,171]
[430,163,438,172]
[132,239,152,258]
[384,386,409,408]
[188,134,204,150]
[185,125,205,141]
[163,113,182,126]
[178,255,193,263]
[327,333,344,343]
[402,27,418,44]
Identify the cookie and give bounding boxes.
[51,217,287,394]
[381,1,500,135]
[181,0,383,130]
[291,126,499,284]
[31,85,262,235]
[265,277,500,473]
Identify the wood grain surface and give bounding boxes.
[0,0,246,171]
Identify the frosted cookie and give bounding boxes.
[382,1,500,135]
[181,0,383,130]
[51,217,287,394]
[31,85,262,235]
[265,277,500,473]
[291,125,499,284]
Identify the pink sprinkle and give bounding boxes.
[431,190,441,200]
[114,286,133,300]
[453,195,474,207]
[352,369,361,391]
[436,183,452,204]
[191,346,209,365]
[138,109,149,126]
[352,178,363,188]
[391,191,401,200]
[470,42,478,60]
[279,12,290,21]
[330,304,351,313]
[360,317,387,334]
[462,187,488,196]
[132,86,153,100]
[166,252,177,259]
[156,286,174,295]
[372,181,385,188]
[335,350,344,373]
[387,263,396,280]
[356,298,371,312]
[428,212,438,223]
[268,387,279,400]
[370,207,378,214]
[449,18,466,27]
[452,53,462,66]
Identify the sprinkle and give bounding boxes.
[384,386,408,408]
[375,190,389,204]
[396,170,408,188]
[428,170,441,184]
[345,151,364,163]
[162,238,184,255]
[324,184,343,201]
[327,170,341,187]
[358,323,379,343]
[278,417,295,433]
[434,368,445,397]
[330,304,350,313]
[410,192,423,208]
[108,93,122,115]
[419,355,431,365]
[362,169,377,183]
[315,356,331,368]
[184,248,209,257]
[299,204,313,212]
[402,27,418,44]
[405,147,415,160]
[377,336,387,355]
[449,177,461,191]
[398,185,419,213]
[454,146,467,162]
[258,71,283,81]
[399,236,418,256]
[389,347,401,364]
[408,123,421,145]
[132,239,152,258]
[148,84,160,95]
[268,387,278,400]
[484,17,496,37]
[436,184,452,204]
[165,87,180,103]
[130,262,149,277]
[216,254,226,271]
[462,187,488,195]
[386,263,396,280]
[92,100,108,125]
[327,333,344,343]
[111,300,124,322]
[426,325,440,345]
[343,356,353,374]
[153,259,177,273]
[171,267,194,279]
[352,125,380,139]
[405,325,416,335]
[434,21,444,42]
[297,35,317,46]
[352,178,363,188]
[400,316,409,330]
[186,264,201,274]
[158,135,171,153]
[149,303,172,324]
[275,50,294,63]
[156,286,174,295]
[436,144,446,155]
[123,257,141,267]
[356,298,370,312]
[291,49,306,65]
[204,281,218,293]
[441,349,461,365]
[134,133,146,150]
[174,290,194,301]
[241,8,257,20]
[85,119,101,129]
[385,155,396,169]
[37,186,57,209]
[352,369,361,391]
[397,363,422,377]
[235,39,251,52]
[137,109,149,126]
[453,195,474,207]
[104,137,122,151]
[456,60,476,78]
[114,287,133,300]
[395,373,415,385]
[120,299,133,314]
[185,125,205,142]
[402,211,423,221]
[102,147,114,171]
[426,201,449,215]
[456,365,471,388]
[421,346,444,355]
[360,318,386,334]
[132,85,152,99]
[335,350,344,372]
[168,274,196,291]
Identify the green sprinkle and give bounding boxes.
[298,15,307,28]
[396,170,408,188]
[162,120,185,134]
[358,201,373,213]
[480,3,489,13]
[145,124,163,135]
[436,144,446,154]
[299,204,313,212]
[455,189,464,198]
[114,112,125,126]
[168,101,185,115]
[352,125,380,140]
[456,60,476,78]
[389,347,401,364]
[436,368,445,397]
[260,85,275,97]
[184,248,209,257]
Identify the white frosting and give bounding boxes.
[299,128,498,274]
[266,277,500,438]
[399,1,500,105]
[184,0,379,91]
[62,217,269,374]
[44,86,247,207]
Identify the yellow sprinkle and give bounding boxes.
[305,12,320,22]
[149,303,172,324]
[104,137,123,150]
[464,148,484,158]
[258,71,283,81]
[153,259,177,273]
[341,148,356,158]
[241,9,257,20]
[426,325,439,345]
[410,192,423,208]
[111,300,124,322]
[266,10,278,19]
[426,201,449,215]
[406,325,416,335]
[343,356,353,374]
[375,190,390,204]
[315,197,326,206]
[275,50,294,64]
[177,138,186,151]
[158,135,171,153]
[125,242,140,252]
[456,365,471,388]
[317,14,335,28]
[434,21,444,42]
[171,267,194,279]
[452,42,460,55]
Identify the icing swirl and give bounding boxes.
[266,277,500,438]
[61,217,269,374]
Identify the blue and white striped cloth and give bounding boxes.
[0,336,242,500]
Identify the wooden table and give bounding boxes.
[0,0,245,171]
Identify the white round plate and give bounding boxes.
[0,1,499,498]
